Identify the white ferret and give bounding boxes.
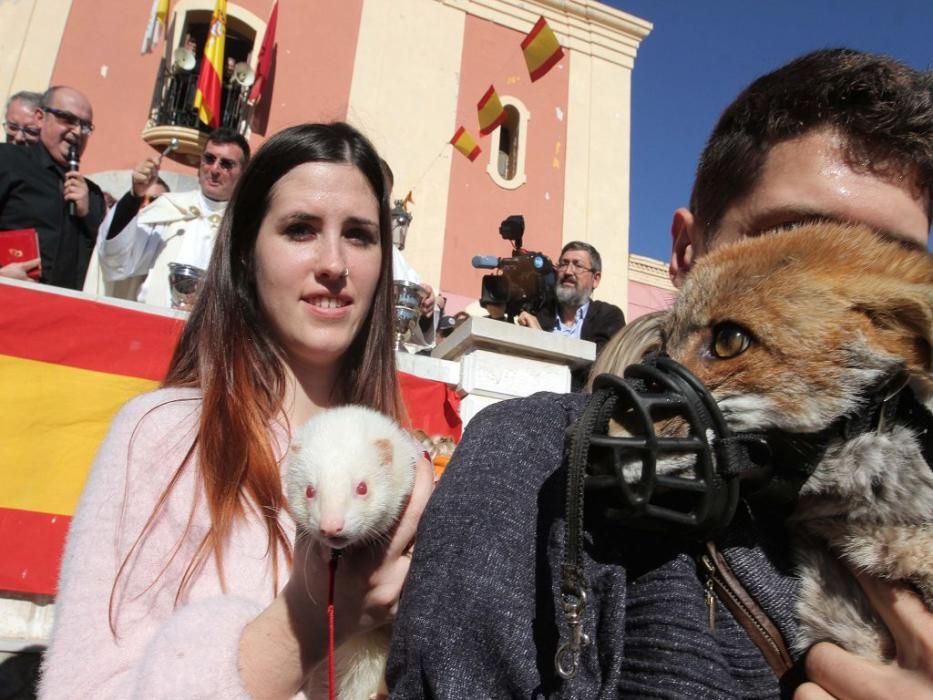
[285,405,420,700]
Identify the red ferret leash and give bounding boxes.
[328,548,341,700]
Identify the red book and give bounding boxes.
[0,229,41,280]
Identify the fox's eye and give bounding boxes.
[711,323,751,359]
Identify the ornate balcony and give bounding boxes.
[141,58,252,163]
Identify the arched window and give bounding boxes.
[486,97,529,190]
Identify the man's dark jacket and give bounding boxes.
[388,392,801,699]
[0,142,105,289]
[535,299,626,389]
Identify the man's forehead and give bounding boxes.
[561,248,590,261]
[709,129,930,251]
[204,141,243,159]
[48,90,92,119]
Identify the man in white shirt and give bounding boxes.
[97,127,249,307]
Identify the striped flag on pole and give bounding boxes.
[194,0,227,128]
[141,0,170,54]
[450,126,481,161]
[477,85,507,136]
[521,16,564,82]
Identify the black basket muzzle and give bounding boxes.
[575,354,771,538]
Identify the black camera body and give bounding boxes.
[474,215,556,322]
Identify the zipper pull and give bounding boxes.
[701,554,716,630]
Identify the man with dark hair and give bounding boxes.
[98,127,249,307]
[388,49,933,699]
[517,240,626,390]
[0,86,106,287]
[4,90,43,145]
[670,48,932,287]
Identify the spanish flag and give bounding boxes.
[521,16,564,82]
[477,85,507,136]
[194,0,227,128]
[0,283,182,594]
[0,282,460,596]
[450,126,481,162]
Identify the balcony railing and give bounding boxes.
[141,63,252,162]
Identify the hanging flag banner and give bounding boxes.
[477,85,507,136]
[141,0,170,54]
[248,0,278,105]
[450,126,481,162]
[521,16,564,82]
[194,0,228,127]
[0,282,460,596]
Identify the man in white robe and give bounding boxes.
[95,127,249,308]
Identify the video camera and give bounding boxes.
[471,215,555,322]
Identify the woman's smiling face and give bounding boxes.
[253,161,382,373]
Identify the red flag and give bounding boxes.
[450,126,481,162]
[248,0,278,104]
[521,16,564,82]
[477,85,507,136]
[194,0,227,127]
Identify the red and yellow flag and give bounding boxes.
[0,282,460,596]
[477,85,507,136]
[194,0,227,128]
[450,126,481,162]
[521,16,564,82]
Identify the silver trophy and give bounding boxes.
[168,262,207,310]
[392,280,428,351]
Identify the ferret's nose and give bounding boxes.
[319,517,344,537]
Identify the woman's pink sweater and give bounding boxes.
[39,388,300,699]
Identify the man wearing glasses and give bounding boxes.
[516,241,626,390]
[0,86,105,288]
[4,91,43,145]
[97,127,249,308]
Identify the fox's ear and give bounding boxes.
[854,283,933,377]
[374,438,393,467]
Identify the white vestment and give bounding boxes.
[96,190,226,308]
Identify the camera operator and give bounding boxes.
[516,241,625,390]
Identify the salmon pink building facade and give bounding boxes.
[1,0,676,317]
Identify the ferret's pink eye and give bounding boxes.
[356,481,368,495]
[305,485,316,499]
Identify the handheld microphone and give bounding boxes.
[67,144,80,217]
[471,255,500,270]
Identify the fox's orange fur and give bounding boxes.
[661,222,933,659]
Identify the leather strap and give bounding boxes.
[705,541,793,677]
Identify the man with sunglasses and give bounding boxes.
[516,241,626,390]
[4,91,43,145]
[0,86,105,288]
[97,127,249,307]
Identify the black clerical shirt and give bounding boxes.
[0,142,105,289]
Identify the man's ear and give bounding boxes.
[33,106,45,125]
[669,208,701,289]
[591,270,601,290]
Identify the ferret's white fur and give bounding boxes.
[285,405,419,700]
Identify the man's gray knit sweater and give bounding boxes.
[388,392,802,698]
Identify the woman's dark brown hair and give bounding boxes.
[114,123,403,617]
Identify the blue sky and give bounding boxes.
[604,0,933,262]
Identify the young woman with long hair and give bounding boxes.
[39,122,433,699]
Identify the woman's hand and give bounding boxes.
[795,573,933,699]
[239,454,434,699]
[289,453,434,642]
